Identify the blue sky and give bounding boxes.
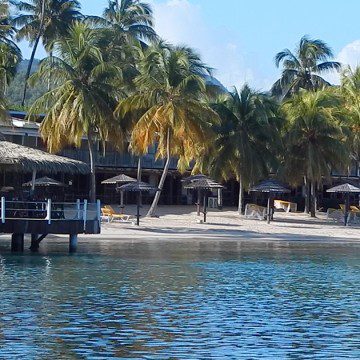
[19,0,360,90]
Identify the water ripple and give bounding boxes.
[0,241,359,359]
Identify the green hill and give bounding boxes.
[6,59,49,109]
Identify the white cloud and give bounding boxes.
[326,40,360,85]
[151,0,269,91]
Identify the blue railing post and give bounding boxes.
[83,200,88,232]
[1,197,5,223]
[76,199,81,219]
[46,199,52,225]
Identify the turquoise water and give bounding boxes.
[0,240,359,359]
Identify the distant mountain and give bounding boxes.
[6,59,48,109]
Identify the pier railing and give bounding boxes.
[0,198,101,231]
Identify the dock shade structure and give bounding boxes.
[0,141,89,191]
[182,174,211,215]
[250,179,291,224]
[117,181,158,226]
[184,178,224,223]
[22,176,66,187]
[102,174,136,211]
[326,183,360,226]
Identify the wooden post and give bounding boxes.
[197,189,201,216]
[69,234,78,253]
[344,192,350,226]
[11,233,24,252]
[30,234,39,251]
[46,198,51,224]
[120,190,124,213]
[31,170,37,192]
[83,199,88,232]
[217,188,223,210]
[1,196,5,223]
[267,193,271,224]
[136,191,140,226]
[203,192,207,223]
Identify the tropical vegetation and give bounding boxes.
[0,0,357,217]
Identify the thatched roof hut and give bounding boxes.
[0,141,89,174]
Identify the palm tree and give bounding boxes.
[117,42,219,217]
[340,66,360,170]
[91,0,157,44]
[0,2,22,120]
[28,22,124,202]
[272,36,341,99]
[282,90,348,217]
[12,0,82,106]
[0,1,22,96]
[206,85,282,213]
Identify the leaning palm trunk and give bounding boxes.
[87,132,96,203]
[238,175,243,215]
[310,181,316,217]
[22,0,45,106]
[304,176,310,214]
[147,129,171,217]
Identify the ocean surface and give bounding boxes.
[0,239,359,359]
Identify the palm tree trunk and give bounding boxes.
[310,181,316,217]
[47,51,53,91]
[137,156,142,181]
[238,175,243,215]
[304,176,310,214]
[87,132,96,203]
[147,129,171,217]
[21,0,45,107]
[21,35,41,106]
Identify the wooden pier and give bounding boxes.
[0,198,101,252]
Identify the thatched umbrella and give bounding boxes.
[182,174,211,215]
[22,176,66,187]
[102,174,136,211]
[117,181,158,225]
[0,141,89,191]
[184,178,224,223]
[250,179,291,224]
[326,183,360,226]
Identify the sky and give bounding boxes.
[19,0,360,91]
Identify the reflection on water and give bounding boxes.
[0,240,359,358]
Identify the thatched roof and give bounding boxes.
[181,174,210,185]
[250,179,291,193]
[117,181,158,192]
[102,174,136,185]
[326,183,360,193]
[0,141,89,174]
[184,178,224,189]
[22,176,66,187]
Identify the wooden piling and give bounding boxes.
[69,234,78,253]
[30,233,39,251]
[11,233,24,252]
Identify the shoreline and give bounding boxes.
[0,206,359,247]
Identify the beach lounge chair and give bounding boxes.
[101,208,112,223]
[327,208,345,223]
[104,205,134,222]
[244,203,267,220]
[274,199,297,213]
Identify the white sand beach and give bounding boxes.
[0,205,358,246]
[94,205,359,243]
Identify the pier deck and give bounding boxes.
[0,198,101,252]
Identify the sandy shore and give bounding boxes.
[0,205,359,245]
[92,205,359,243]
